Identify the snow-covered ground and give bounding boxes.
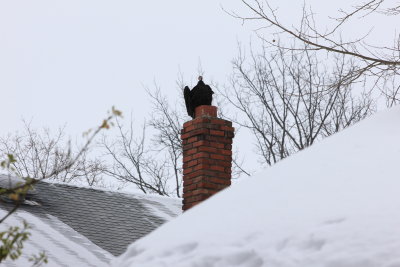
[113,105,400,267]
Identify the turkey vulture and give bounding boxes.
[184,76,214,118]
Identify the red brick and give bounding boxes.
[207,124,222,130]
[187,136,198,144]
[210,154,228,160]
[192,140,209,148]
[183,204,195,211]
[191,170,212,178]
[195,105,217,118]
[219,149,232,156]
[216,172,231,179]
[189,123,218,131]
[209,119,230,125]
[210,165,225,172]
[185,124,196,133]
[193,164,210,171]
[188,170,230,180]
[206,136,233,144]
[182,194,195,203]
[181,128,209,139]
[183,176,208,186]
[187,160,198,168]
[189,188,217,196]
[210,130,225,136]
[209,177,231,185]
[184,172,206,182]
[183,144,193,151]
[196,158,214,165]
[192,152,210,160]
[183,203,198,211]
[193,117,211,124]
[183,160,198,169]
[183,120,194,128]
[183,183,197,193]
[183,167,194,175]
[184,148,198,156]
[210,142,225,149]
[198,146,218,153]
[196,135,206,141]
[221,126,235,132]
[183,178,195,186]
[215,160,231,167]
[192,128,210,136]
[184,194,209,204]
[226,131,235,138]
[183,191,195,198]
[183,171,200,180]
[198,181,223,190]
[183,155,193,163]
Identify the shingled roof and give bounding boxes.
[0,177,182,265]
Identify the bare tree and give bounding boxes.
[147,88,185,197]
[221,44,375,165]
[0,122,105,186]
[101,118,171,196]
[0,108,121,264]
[229,0,400,103]
[101,78,251,196]
[100,82,187,197]
[381,73,400,107]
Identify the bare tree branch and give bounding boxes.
[220,43,375,165]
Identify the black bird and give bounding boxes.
[184,76,214,118]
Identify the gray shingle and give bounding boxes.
[15,182,181,256]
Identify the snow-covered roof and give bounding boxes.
[0,209,113,267]
[1,180,181,266]
[113,105,400,267]
[0,174,25,189]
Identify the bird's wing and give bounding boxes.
[184,86,194,118]
[206,85,214,94]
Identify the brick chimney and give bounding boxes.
[181,105,234,211]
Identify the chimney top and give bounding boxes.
[194,105,217,118]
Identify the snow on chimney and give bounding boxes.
[181,105,234,211]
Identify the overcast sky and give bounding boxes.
[1,0,397,175]
[0,0,255,136]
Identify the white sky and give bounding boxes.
[0,0,397,175]
[0,0,254,136]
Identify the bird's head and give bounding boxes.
[198,76,203,81]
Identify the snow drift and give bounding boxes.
[113,106,400,267]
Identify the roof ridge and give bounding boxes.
[38,180,182,201]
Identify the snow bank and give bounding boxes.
[113,106,400,267]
